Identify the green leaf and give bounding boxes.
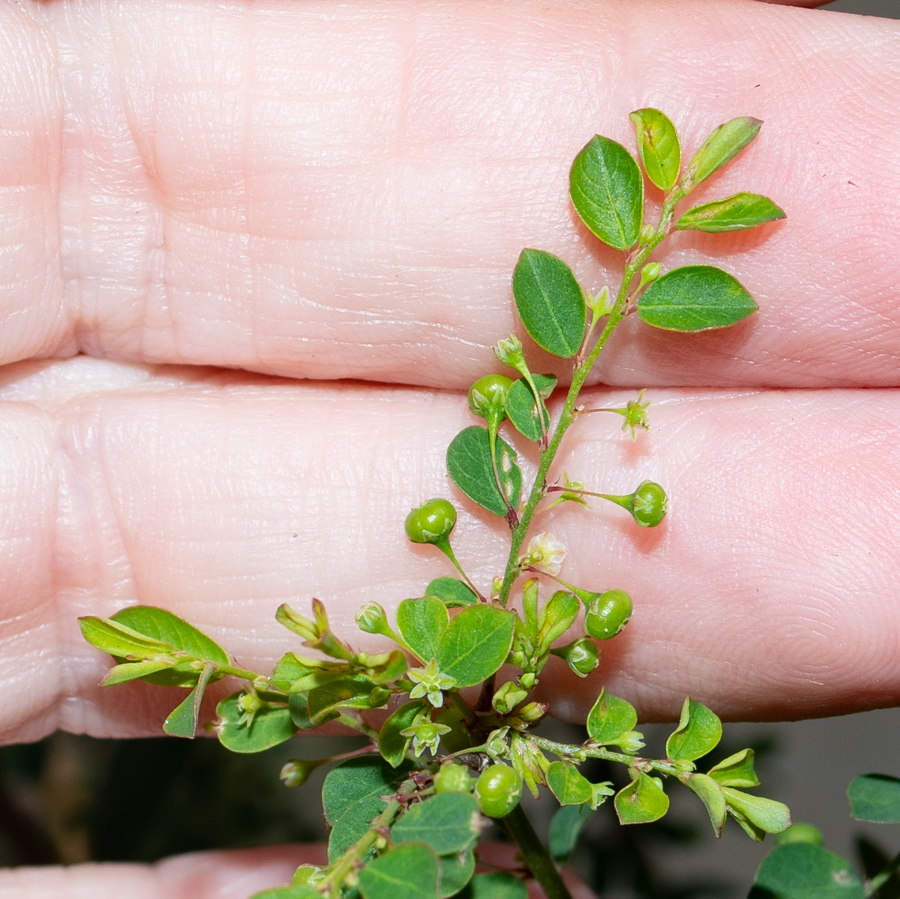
[111,606,230,687]
[637,265,758,332]
[505,374,556,442]
[547,761,593,806]
[425,577,479,607]
[79,615,173,658]
[753,843,865,898]
[586,689,638,746]
[723,788,792,840]
[100,657,179,686]
[391,792,480,855]
[666,697,722,762]
[163,662,216,738]
[848,774,900,823]
[684,117,762,190]
[615,772,669,825]
[458,872,527,899]
[214,693,297,752]
[549,804,593,862]
[396,597,449,662]
[630,108,681,192]
[270,653,322,693]
[511,250,586,358]
[708,748,760,788]
[436,605,516,688]
[446,426,522,518]
[379,700,429,767]
[307,675,389,724]
[439,849,476,898]
[570,135,643,250]
[249,887,321,899]
[323,756,414,861]
[676,192,785,232]
[358,842,439,899]
[686,773,727,837]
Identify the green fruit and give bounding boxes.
[584,589,633,640]
[404,498,457,545]
[630,480,667,527]
[434,763,473,794]
[475,764,523,818]
[468,374,513,420]
[563,637,600,676]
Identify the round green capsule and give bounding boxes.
[630,480,668,527]
[584,589,633,640]
[468,374,513,420]
[404,498,457,545]
[434,763,473,794]
[475,763,523,818]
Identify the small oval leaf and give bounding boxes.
[586,689,638,745]
[630,108,681,192]
[358,842,439,899]
[707,748,759,788]
[685,117,762,190]
[436,605,516,688]
[547,761,593,806]
[570,136,643,250]
[549,804,593,862]
[615,773,669,825]
[512,250,586,358]
[676,192,785,233]
[754,843,865,899]
[506,374,556,442]
[379,699,429,767]
[666,697,722,762]
[425,577,479,607]
[215,694,297,752]
[391,792,480,855]
[848,774,900,823]
[686,773,727,837]
[637,265,758,332]
[397,597,450,663]
[446,426,522,517]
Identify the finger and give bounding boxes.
[1,360,898,743]
[0,845,317,899]
[2,1,898,387]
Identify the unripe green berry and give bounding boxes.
[630,480,668,527]
[434,762,473,794]
[584,589,633,640]
[468,374,513,420]
[404,498,457,545]
[475,764,523,818]
[562,637,600,676]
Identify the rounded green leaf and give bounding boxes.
[215,694,297,753]
[708,748,760,788]
[637,265,758,332]
[684,117,762,191]
[547,761,593,806]
[249,887,321,899]
[615,773,669,825]
[439,849,476,898]
[723,788,792,839]
[586,689,638,746]
[570,135,643,250]
[686,773,727,837]
[549,804,593,862]
[436,604,516,688]
[446,426,522,517]
[307,674,389,724]
[511,250,586,358]
[464,873,527,899]
[397,597,450,663]
[505,374,556,442]
[323,756,414,861]
[848,773,900,823]
[754,843,864,899]
[666,698,722,762]
[379,699,429,767]
[358,842,439,899]
[676,192,785,233]
[391,792,480,855]
[630,108,681,192]
[425,577,479,607]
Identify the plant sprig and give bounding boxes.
[80,109,789,899]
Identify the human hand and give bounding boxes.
[1,0,897,895]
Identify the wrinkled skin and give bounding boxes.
[0,0,898,895]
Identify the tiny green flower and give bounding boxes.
[399,712,452,757]
[407,658,457,708]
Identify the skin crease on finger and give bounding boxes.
[0,0,897,390]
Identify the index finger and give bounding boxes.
[2,0,898,387]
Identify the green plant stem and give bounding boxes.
[528,735,683,778]
[500,802,572,899]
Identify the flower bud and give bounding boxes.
[355,602,392,636]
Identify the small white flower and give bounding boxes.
[524,532,567,576]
